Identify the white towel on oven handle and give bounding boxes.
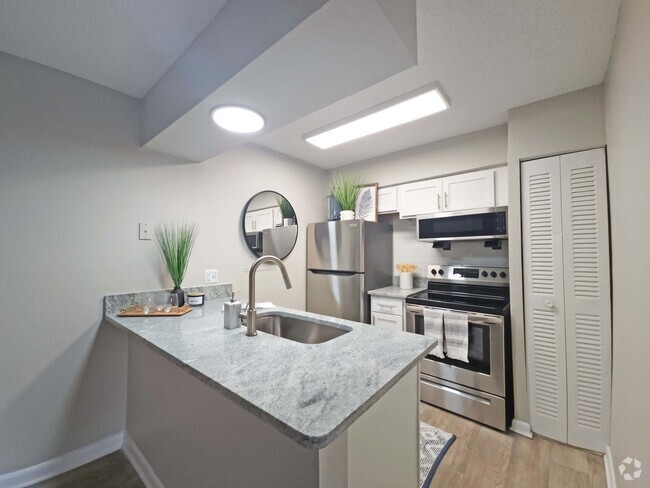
[423,308,445,359]
[443,311,469,363]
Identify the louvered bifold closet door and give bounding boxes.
[560,149,611,452]
[521,156,568,443]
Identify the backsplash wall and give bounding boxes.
[381,216,509,279]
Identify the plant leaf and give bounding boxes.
[154,221,198,288]
[330,173,361,211]
[356,188,374,219]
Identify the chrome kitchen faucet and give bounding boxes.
[244,255,292,336]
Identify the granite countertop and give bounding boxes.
[105,296,435,450]
[368,285,426,299]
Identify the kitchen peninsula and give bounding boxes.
[105,285,435,488]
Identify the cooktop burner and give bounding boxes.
[405,264,510,315]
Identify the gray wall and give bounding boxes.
[507,85,607,424]
[0,52,327,474]
[335,124,508,187]
[335,124,509,279]
[604,0,650,471]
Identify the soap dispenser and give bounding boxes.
[223,291,242,330]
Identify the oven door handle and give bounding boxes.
[406,305,424,314]
[406,305,503,327]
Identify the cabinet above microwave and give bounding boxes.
[417,207,508,242]
[391,168,506,219]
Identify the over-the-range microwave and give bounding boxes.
[416,207,508,242]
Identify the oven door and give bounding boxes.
[406,304,505,397]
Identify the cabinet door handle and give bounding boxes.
[445,192,449,208]
[437,193,441,210]
[378,303,396,309]
[376,316,397,324]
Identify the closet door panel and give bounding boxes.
[521,156,568,443]
[560,149,611,453]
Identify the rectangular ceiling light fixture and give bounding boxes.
[304,83,450,150]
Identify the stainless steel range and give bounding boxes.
[405,264,513,431]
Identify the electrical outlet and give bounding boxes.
[139,222,152,240]
[205,269,219,284]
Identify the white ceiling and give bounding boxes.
[256,0,621,168]
[0,0,228,98]
[144,0,418,163]
[0,0,620,167]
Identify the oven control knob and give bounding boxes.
[500,272,507,279]
[431,269,437,276]
[481,271,488,278]
[438,269,445,276]
[490,271,497,278]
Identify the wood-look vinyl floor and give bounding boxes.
[28,403,607,487]
[420,402,607,488]
[31,451,144,488]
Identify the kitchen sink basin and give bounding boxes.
[252,314,350,344]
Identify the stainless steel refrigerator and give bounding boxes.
[306,220,393,323]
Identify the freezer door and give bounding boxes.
[307,221,363,272]
[306,270,365,322]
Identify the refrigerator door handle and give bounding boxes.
[308,269,360,276]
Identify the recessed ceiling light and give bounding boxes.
[211,105,265,134]
[304,83,450,149]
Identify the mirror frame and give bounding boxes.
[241,190,298,260]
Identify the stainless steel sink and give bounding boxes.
[251,314,350,344]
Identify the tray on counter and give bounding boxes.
[117,304,193,317]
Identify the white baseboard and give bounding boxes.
[123,434,164,488]
[604,445,617,488]
[509,419,533,439]
[0,432,124,488]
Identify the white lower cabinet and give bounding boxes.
[371,311,402,332]
[370,296,405,331]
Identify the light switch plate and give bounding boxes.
[205,269,219,284]
[139,222,152,240]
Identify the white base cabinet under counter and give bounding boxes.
[369,288,425,331]
[371,296,404,331]
[371,310,403,332]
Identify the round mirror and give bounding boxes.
[241,191,298,260]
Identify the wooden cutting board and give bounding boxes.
[117,304,193,317]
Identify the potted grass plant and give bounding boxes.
[276,195,296,226]
[331,173,360,220]
[154,221,198,307]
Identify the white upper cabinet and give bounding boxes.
[245,207,280,232]
[386,167,507,219]
[273,207,284,227]
[244,213,255,232]
[442,169,495,212]
[377,186,399,214]
[494,166,508,207]
[397,178,443,218]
